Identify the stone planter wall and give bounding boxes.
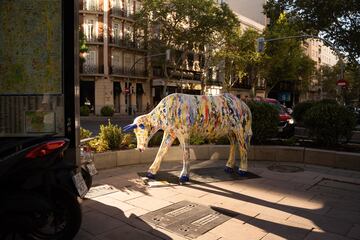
[94,145,360,171]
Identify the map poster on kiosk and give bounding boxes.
[0,0,65,136]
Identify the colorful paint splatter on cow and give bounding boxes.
[123,93,252,182]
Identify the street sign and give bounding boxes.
[256,37,265,53]
[336,79,348,87]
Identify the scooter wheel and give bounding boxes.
[28,188,82,240]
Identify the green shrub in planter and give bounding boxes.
[89,120,122,152]
[303,102,356,146]
[293,101,314,123]
[213,136,230,145]
[80,127,92,139]
[190,133,206,145]
[101,105,114,117]
[80,105,90,116]
[318,98,338,105]
[247,101,278,144]
[148,131,164,147]
[121,133,136,147]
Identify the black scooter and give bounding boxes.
[0,136,91,239]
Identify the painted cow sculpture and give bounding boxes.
[124,93,252,182]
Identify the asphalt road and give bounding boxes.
[80,115,137,136]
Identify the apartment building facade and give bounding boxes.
[79,0,150,115]
[302,39,339,101]
[207,0,266,99]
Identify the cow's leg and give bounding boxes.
[178,134,190,182]
[146,131,175,179]
[225,132,237,173]
[235,129,248,176]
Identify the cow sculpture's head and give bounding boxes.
[123,115,157,152]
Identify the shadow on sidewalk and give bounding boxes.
[180,178,355,239]
[77,198,172,240]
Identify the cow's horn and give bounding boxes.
[123,123,137,132]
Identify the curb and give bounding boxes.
[93,145,360,171]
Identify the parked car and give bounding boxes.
[254,97,295,138]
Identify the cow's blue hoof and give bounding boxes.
[179,175,190,183]
[237,170,247,177]
[224,166,234,173]
[146,172,156,179]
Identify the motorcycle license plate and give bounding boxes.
[86,163,98,176]
[72,172,88,197]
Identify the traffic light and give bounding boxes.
[256,37,265,53]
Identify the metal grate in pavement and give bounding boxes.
[140,201,231,239]
[268,164,304,173]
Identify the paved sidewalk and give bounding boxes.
[75,160,360,240]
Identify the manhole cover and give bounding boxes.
[141,201,231,239]
[268,165,304,173]
[85,184,118,199]
[139,167,260,185]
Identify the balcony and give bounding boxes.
[169,68,202,81]
[85,34,104,43]
[110,7,134,19]
[81,1,102,12]
[110,66,147,77]
[109,37,145,50]
[81,64,104,74]
[111,7,126,17]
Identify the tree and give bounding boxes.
[262,13,316,97]
[134,0,239,96]
[213,28,263,95]
[264,0,360,63]
[79,30,89,64]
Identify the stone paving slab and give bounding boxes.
[75,160,360,240]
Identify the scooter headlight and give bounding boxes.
[287,118,295,125]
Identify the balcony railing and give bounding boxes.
[111,7,126,17]
[81,64,104,74]
[110,66,146,77]
[110,37,122,45]
[153,67,202,81]
[109,37,145,49]
[169,68,202,81]
[85,34,103,43]
[82,1,102,11]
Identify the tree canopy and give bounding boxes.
[135,0,239,53]
[262,13,316,95]
[264,0,360,63]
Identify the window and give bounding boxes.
[127,0,133,15]
[124,54,134,73]
[85,0,99,11]
[112,51,122,74]
[124,24,133,42]
[84,19,97,41]
[136,1,142,12]
[135,55,145,75]
[86,51,97,66]
[113,0,123,9]
[113,22,122,43]
[83,50,98,74]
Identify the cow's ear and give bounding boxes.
[139,124,145,129]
